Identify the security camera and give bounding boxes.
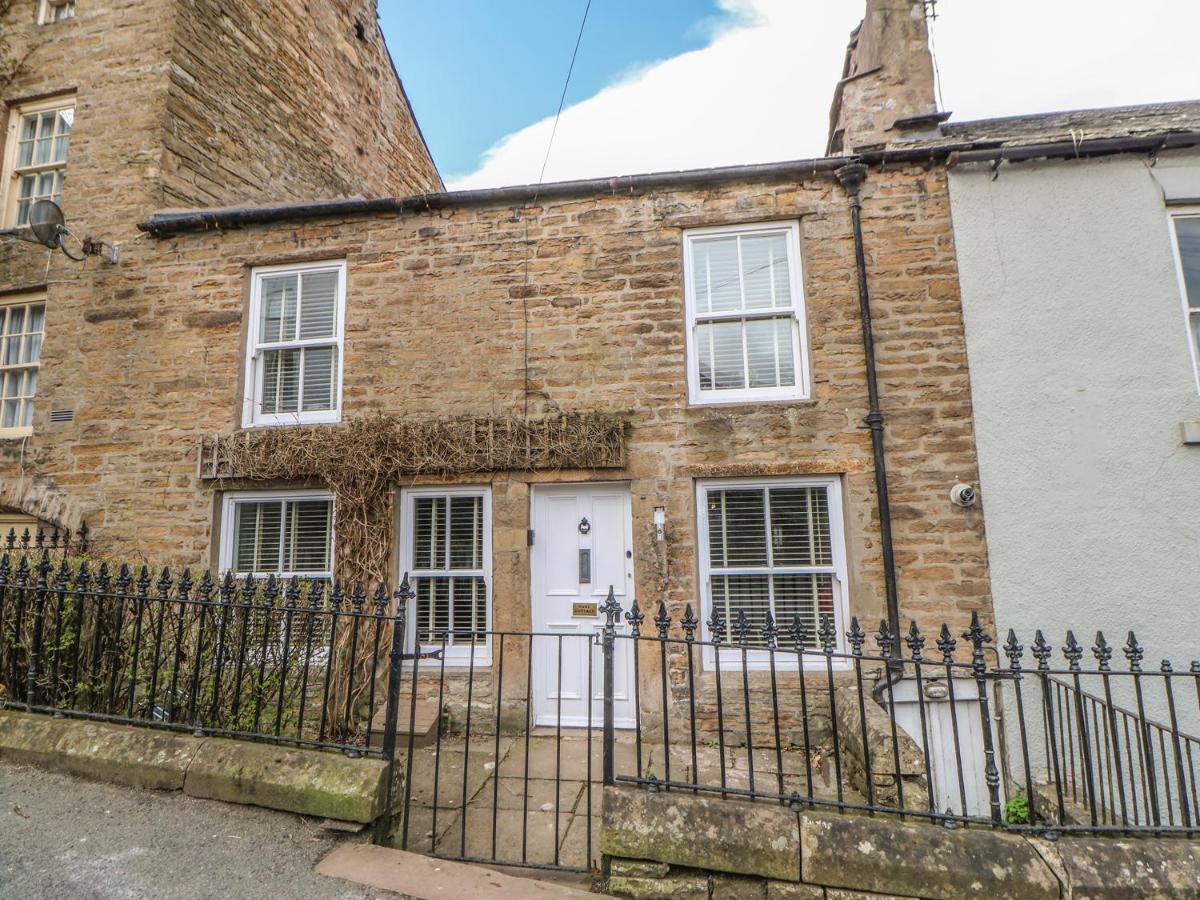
[950,483,977,508]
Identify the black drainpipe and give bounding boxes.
[836,162,902,657]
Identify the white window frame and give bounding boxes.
[0,292,46,439]
[37,0,76,24]
[696,475,849,672]
[242,259,346,428]
[1,95,75,228]
[219,489,335,581]
[398,485,492,668]
[1168,209,1200,396]
[682,221,810,405]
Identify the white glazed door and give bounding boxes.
[530,483,636,728]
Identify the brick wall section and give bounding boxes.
[162,0,441,207]
[4,164,991,639]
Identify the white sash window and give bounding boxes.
[683,222,809,404]
[399,487,492,666]
[243,261,345,427]
[697,477,847,670]
[220,491,334,581]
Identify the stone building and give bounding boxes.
[0,0,995,727]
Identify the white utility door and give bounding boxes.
[530,482,637,728]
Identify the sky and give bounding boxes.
[381,0,1200,191]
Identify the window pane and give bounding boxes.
[260,349,300,414]
[448,495,484,569]
[1177,218,1200,308]
[415,577,450,643]
[693,237,741,314]
[1,399,17,429]
[413,497,446,570]
[710,574,770,644]
[260,275,298,342]
[300,346,336,412]
[773,573,834,649]
[298,271,338,339]
[232,501,282,573]
[769,487,832,566]
[707,489,768,567]
[283,500,332,572]
[741,233,791,311]
[451,576,487,643]
[745,316,795,389]
[696,320,745,391]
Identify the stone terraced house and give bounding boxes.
[0,0,995,674]
[0,0,1007,750]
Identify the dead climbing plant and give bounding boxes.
[208,412,627,737]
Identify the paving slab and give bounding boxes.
[315,843,592,898]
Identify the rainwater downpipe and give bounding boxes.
[836,162,902,661]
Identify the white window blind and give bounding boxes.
[226,495,333,579]
[700,480,842,651]
[0,300,45,433]
[38,0,75,24]
[245,262,344,426]
[1172,215,1200,390]
[406,491,490,650]
[684,223,808,404]
[5,101,73,227]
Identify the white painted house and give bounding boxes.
[943,103,1200,733]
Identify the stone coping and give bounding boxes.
[0,710,388,823]
[601,785,1200,899]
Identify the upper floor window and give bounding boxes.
[683,222,809,405]
[2,97,74,227]
[243,261,345,428]
[38,0,75,23]
[1170,213,1200,392]
[0,295,45,437]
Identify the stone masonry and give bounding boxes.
[0,0,439,523]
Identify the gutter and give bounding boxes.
[137,130,1200,237]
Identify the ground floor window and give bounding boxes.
[219,490,334,581]
[399,486,491,664]
[697,476,847,667]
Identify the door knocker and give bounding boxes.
[578,517,591,535]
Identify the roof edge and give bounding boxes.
[139,130,1200,237]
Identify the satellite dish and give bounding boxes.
[28,200,70,250]
[25,200,90,262]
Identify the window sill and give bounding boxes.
[689,389,809,405]
[243,414,342,429]
[0,428,33,440]
[687,397,818,412]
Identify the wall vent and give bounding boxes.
[49,408,74,424]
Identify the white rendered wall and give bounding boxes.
[948,152,1200,738]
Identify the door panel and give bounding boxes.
[531,483,636,728]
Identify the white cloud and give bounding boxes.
[448,0,1200,191]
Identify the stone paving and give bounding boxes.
[390,730,854,871]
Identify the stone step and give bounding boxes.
[314,842,593,898]
[367,699,441,750]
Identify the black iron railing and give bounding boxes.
[594,592,1200,837]
[0,550,406,757]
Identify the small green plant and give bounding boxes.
[1004,791,1030,825]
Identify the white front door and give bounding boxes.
[530,482,637,728]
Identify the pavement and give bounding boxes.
[0,760,387,899]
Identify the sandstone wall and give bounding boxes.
[5,165,990,639]
[162,0,441,207]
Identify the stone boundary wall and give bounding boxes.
[0,710,387,823]
[601,785,1200,899]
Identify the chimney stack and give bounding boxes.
[827,0,942,155]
